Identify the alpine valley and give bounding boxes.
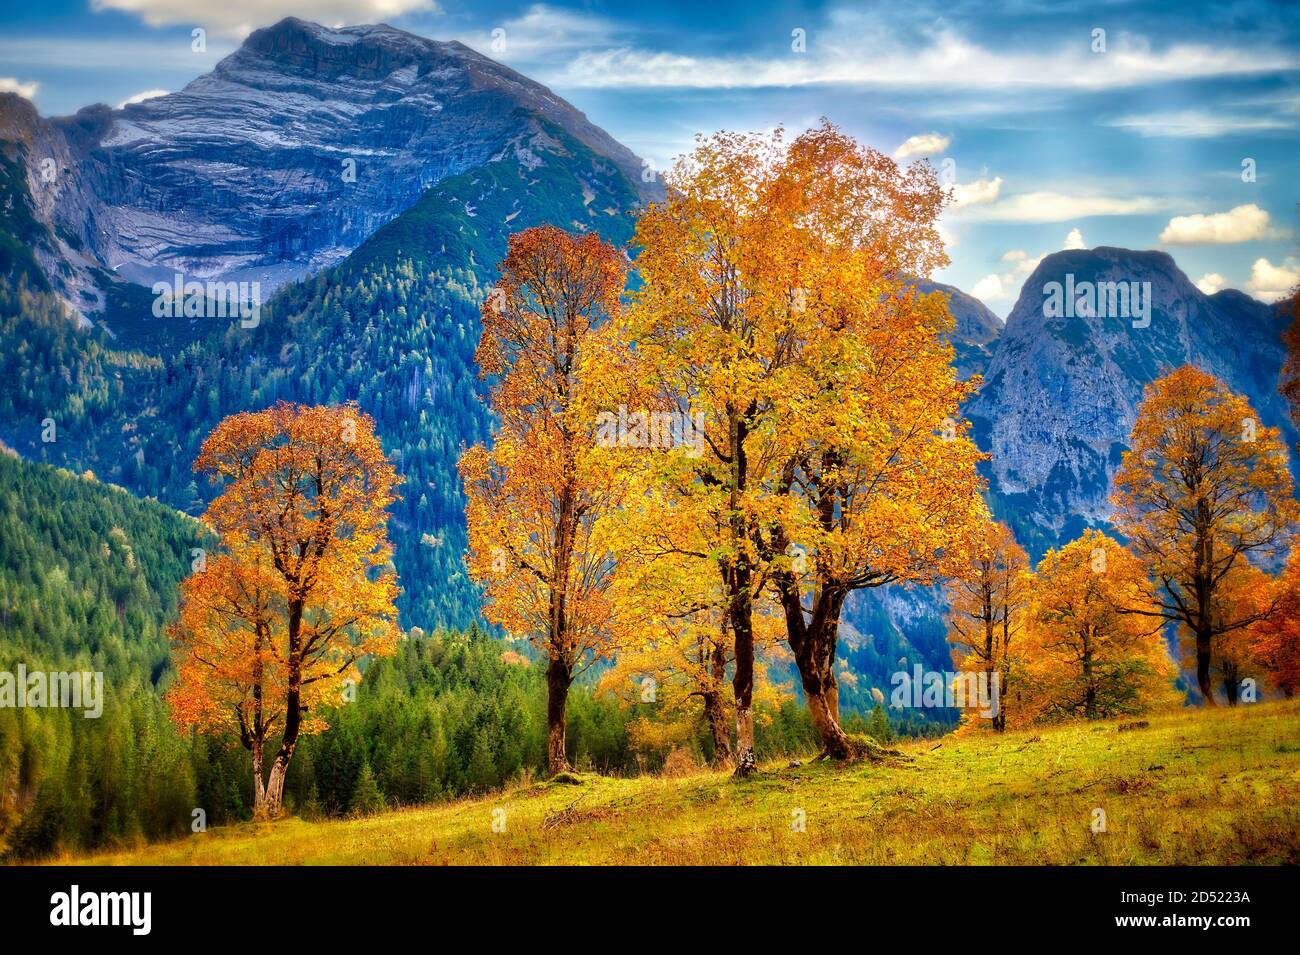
[1,17,1294,726]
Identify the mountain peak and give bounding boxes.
[968,244,1293,557]
[12,18,655,302]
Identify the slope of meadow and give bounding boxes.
[53,700,1300,866]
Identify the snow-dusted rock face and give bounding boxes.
[2,17,653,300]
[967,246,1294,556]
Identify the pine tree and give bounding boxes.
[349,760,386,817]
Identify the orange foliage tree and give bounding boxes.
[945,522,1033,731]
[1023,530,1177,721]
[751,122,988,759]
[459,226,633,776]
[1112,366,1297,705]
[168,402,401,818]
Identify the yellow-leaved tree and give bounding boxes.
[459,226,634,776]
[623,128,806,774]
[752,122,989,759]
[1112,365,1297,704]
[168,402,401,818]
[1022,530,1177,721]
[945,521,1033,731]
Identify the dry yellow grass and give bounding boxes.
[53,699,1300,865]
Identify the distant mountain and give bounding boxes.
[0,17,657,322]
[910,278,1004,379]
[966,246,1296,559]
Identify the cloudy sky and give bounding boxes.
[2,0,1297,313]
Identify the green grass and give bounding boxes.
[53,700,1300,866]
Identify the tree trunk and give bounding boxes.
[732,597,756,776]
[1196,624,1216,706]
[1082,637,1097,720]
[1222,662,1239,707]
[728,411,757,777]
[260,602,304,819]
[732,581,756,776]
[704,638,732,766]
[806,677,853,759]
[263,756,289,819]
[251,738,266,818]
[545,656,572,775]
[788,588,856,759]
[993,668,1009,732]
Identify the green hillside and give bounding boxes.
[0,454,207,855]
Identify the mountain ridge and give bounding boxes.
[0,16,659,319]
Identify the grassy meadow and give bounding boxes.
[52,699,1300,866]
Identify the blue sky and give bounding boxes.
[2,0,1297,314]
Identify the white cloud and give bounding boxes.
[117,88,169,108]
[894,132,950,160]
[551,29,1291,91]
[0,77,38,99]
[459,4,618,60]
[1001,249,1043,274]
[1245,257,1299,303]
[1195,273,1227,295]
[1158,204,1275,245]
[979,234,1087,307]
[971,273,1005,301]
[1105,109,1294,138]
[91,0,439,39]
[950,177,1002,209]
[957,192,1167,224]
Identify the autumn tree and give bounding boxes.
[595,496,740,766]
[1112,366,1297,705]
[624,128,804,774]
[945,522,1032,731]
[459,226,632,776]
[752,122,988,759]
[169,402,401,818]
[1024,530,1177,721]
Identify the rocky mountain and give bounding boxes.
[966,246,1296,559]
[0,17,656,321]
